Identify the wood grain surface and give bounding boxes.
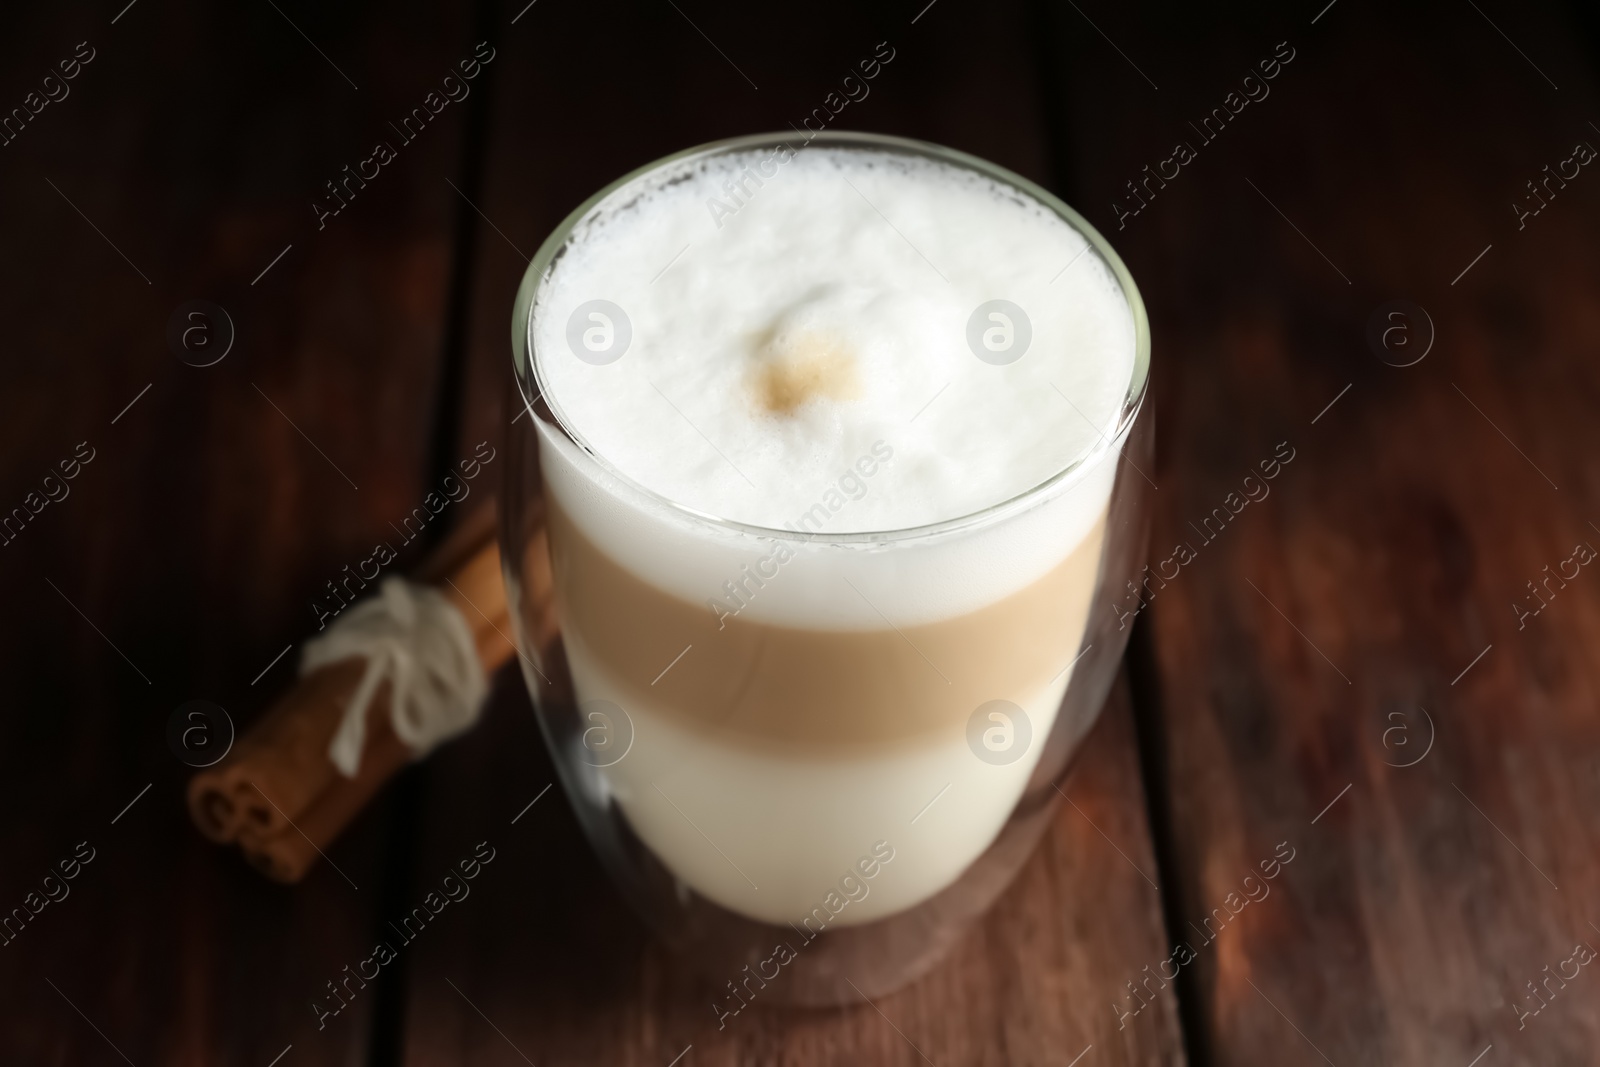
[0,1,480,1064]
[1045,0,1600,1063]
[1,0,1597,1064]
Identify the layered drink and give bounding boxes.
[517,140,1138,929]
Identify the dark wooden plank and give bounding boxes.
[403,0,1183,1062]
[1044,0,1600,1062]
[0,1,481,1062]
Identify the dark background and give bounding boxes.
[2,0,1598,1063]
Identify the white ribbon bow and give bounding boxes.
[301,577,488,777]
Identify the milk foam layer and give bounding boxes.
[530,146,1134,535]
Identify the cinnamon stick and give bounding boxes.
[187,660,367,843]
[237,693,411,883]
[187,508,526,882]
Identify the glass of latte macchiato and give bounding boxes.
[503,132,1151,1005]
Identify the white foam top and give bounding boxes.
[523,143,1137,626]
[530,146,1134,534]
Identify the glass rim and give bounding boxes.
[511,129,1151,545]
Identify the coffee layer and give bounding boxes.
[547,498,1106,756]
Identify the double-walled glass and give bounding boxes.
[502,132,1151,1005]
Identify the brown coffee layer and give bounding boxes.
[547,501,1106,755]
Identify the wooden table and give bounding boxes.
[2,0,1597,1063]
